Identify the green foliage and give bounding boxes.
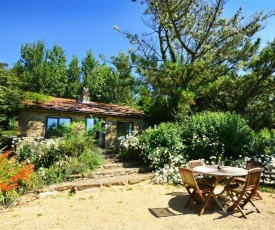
[66,56,82,99]
[0,64,23,130]
[0,132,16,152]
[259,184,275,194]
[65,149,104,175]
[118,0,275,127]
[8,117,18,131]
[82,51,138,106]
[23,92,54,103]
[16,121,104,186]
[250,128,275,156]
[58,121,99,157]
[139,122,186,181]
[0,150,34,206]
[13,40,68,97]
[17,143,63,170]
[120,111,274,184]
[119,122,187,183]
[43,45,67,97]
[1,131,17,136]
[37,166,65,185]
[182,111,254,161]
[140,122,183,151]
[118,131,142,162]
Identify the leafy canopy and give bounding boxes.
[117,0,275,128]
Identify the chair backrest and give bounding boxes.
[244,168,262,191]
[246,160,263,170]
[188,160,204,170]
[178,167,198,189]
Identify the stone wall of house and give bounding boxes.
[18,109,147,151]
[104,117,147,151]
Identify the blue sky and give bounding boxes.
[1,0,275,68]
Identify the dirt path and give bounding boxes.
[0,182,274,230]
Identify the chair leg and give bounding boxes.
[248,199,261,213]
[185,196,192,208]
[185,190,199,208]
[241,194,261,214]
[218,188,227,197]
[253,190,263,200]
[199,191,213,216]
[228,192,247,219]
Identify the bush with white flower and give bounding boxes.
[118,131,142,161]
[118,116,275,185]
[137,122,188,184]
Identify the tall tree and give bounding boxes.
[110,52,138,106]
[82,52,138,105]
[13,40,46,93]
[117,0,274,126]
[0,63,23,129]
[13,40,68,97]
[66,55,82,99]
[81,50,99,87]
[43,45,67,97]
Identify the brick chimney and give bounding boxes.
[82,87,90,103]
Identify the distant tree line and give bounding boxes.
[0,41,138,130]
[0,0,275,131]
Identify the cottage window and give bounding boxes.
[85,117,105,147]
[46,117,71,137]
[117,121,133,137]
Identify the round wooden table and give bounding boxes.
[193,165,248,213]
[193,165,248,177]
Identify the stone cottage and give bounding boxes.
[18,97,148,151]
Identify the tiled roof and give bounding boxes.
[22,97,148,118]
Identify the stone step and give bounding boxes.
[35,155,154,196]
[37,173,154,194]
[101,161,140,169]
[103,153,120,161]
[84,166,151,179]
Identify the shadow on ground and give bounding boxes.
[148,191,232,218]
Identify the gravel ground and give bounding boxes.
[0,182,274,230]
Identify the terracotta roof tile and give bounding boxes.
[23,97,148,118]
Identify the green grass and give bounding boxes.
[259,184,275,193]
[126,187,133,191]
[1,130,17,136]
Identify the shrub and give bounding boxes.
[17,139,62,170]
[138,122,187,183]
[0,150,34,206]
[119,131,142,162]
[57,122,98,157]
[8,116,18,131]
[119,112,274,185]
[182,111,254,161]
[250,128,275,156]
[15,121,104,186]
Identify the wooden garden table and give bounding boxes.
[193,165,248,212]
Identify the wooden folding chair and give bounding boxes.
[188,160,215,185]
[223,168,262,218]
[188,160,206,183]
[234,160,263,200]
[178,167,215,216]
[188,160,204,169]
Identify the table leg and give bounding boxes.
[211,176,227,213]
[212,193,227,213]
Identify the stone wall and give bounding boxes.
[18,109,147,151]
[104,117,147,151]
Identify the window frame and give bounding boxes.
[45,116,71,137]
[85,116,105,147]
[117,121,133,137]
